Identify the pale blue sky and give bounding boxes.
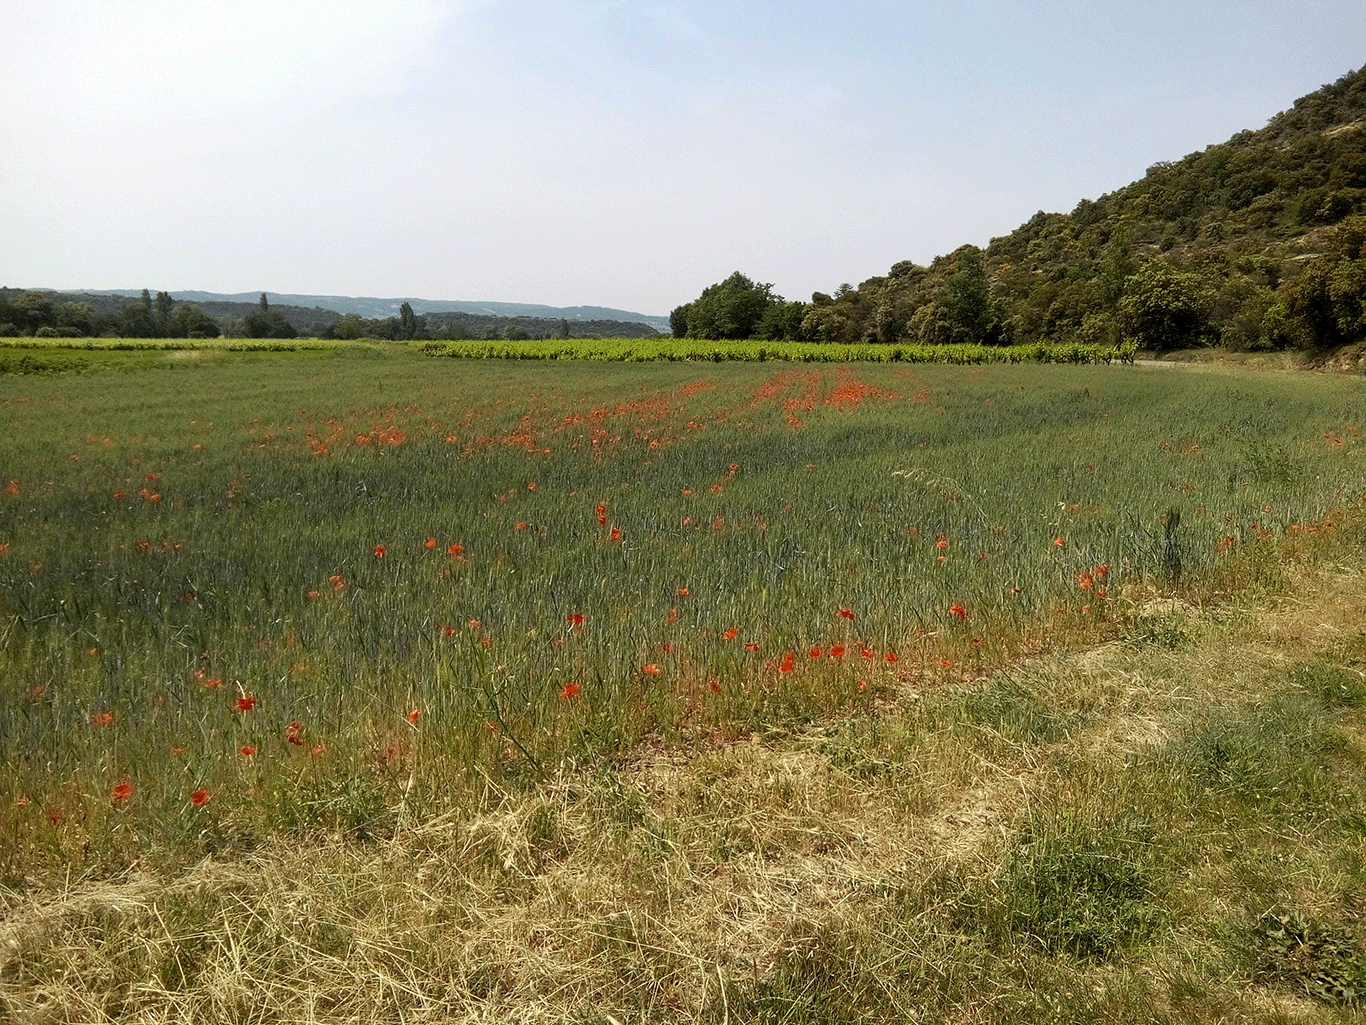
[3,1,1363,314]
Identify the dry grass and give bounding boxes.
[5,542,1366,1022]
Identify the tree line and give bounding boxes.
[0,291,660,343]
[0,289,308,340]
[330,304,658,342]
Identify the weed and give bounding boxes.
[1291,660,1366,709]
[960,677,1073,743]
[1253,908,1366,1006]
[959,812,1170,960]
[1127,612,1191,649]
[1169,692,1344,812]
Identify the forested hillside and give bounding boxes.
[674,64,1366,353]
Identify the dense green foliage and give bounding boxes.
[674,65,1366,353]
[669,271,805,341]
[0,288,225,341]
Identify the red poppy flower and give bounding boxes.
[808,646,823,659]
[110,781,133,801]
[568,613,584,627]
[560,682,581,700]
[425,537,437,548]
[236,695,257,712]
[935,535,949,549]
[407,708,422,724]
[1076,572,1093,589]
[374,544,386,557]
[676,587,689,597]
[1053,536,1066,547]
[949,603,968,620]
[238,745,256,757]
[723,628,738,640]
[884,651,899,663]
[91,711,114,727]
[661,642,673,653]
[517,522,528,531]
[643,663,662,675]
[830,644,846,658]
[189,788,211,807]
[610,526,623,542]
[708,680,722,694]
[284,721,304,746]
[744,641,759,652]
[447,544,463,555]
[837,607,855,620]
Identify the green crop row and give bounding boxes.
[421,337,1138,363]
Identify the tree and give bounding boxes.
[117,294,157,338]
[243,301,297,339]
[170,304,221,338]
[1282,215,1366,348]
[154,290,174,335]
[669,305,689,338]
[681,272,783,340]
[756,300,806,341]
[332,313,365,340]
[940,246,1003,344]
[1118,260,1209,351]
[1097,230,1135,308]
[57,301,95,336]
[398,301,419,340]
[10,291,55,334]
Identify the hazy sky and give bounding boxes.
[3,1,1364,314]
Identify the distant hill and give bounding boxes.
[84,290,671,332]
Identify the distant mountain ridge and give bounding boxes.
[80,290,671,332]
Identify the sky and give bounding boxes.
[3,1,1364,315]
